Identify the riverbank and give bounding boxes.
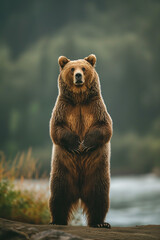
[0,218,160,240]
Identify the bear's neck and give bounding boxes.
[59,81,101,105]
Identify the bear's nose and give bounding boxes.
[75,73,82,80]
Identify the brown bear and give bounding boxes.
[49,54,112,228]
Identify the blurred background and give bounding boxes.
[0,0,160,226]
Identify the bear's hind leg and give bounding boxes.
[82,179,111,228]
[85,198,111,228]
[49,195,73,225]
[49,174,78,225]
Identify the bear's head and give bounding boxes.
[58,54,101,103]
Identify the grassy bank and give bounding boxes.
[0,179,50,224]
[0,149,50,224]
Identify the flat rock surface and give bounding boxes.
[0,218,160,240]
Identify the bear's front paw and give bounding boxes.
[63,133,80,153]
[69,147,81,154]
[68,139,81,154]
[80,140,94,153]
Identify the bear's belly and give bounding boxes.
[67,108,93,139]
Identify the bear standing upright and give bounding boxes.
[49,54,113,228]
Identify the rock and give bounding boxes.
[31,229,85,240]
[0,218,160,240]
[0,218,87,240]
[0,228,29,240]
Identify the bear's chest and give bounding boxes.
[67,106,93,138]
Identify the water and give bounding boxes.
[15,174,160,226]
[108,174,160,226]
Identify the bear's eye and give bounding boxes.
[82,67,86,72]
[71,68,75,73]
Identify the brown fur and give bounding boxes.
[49,54,113,227]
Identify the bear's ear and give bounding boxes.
[58,56,70,69]
[84,54,96,67]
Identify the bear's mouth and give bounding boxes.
[74,79,84,86]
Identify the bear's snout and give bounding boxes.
[74,72,84,85]
[75,73,82,80]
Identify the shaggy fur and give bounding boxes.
[49,54,112,228]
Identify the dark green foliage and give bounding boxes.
[0,0,160,174]
[0,180,50,223]
[111,134,160,175]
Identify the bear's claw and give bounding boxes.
[92,222,111,228]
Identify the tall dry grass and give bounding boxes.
[0,148,47,180]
